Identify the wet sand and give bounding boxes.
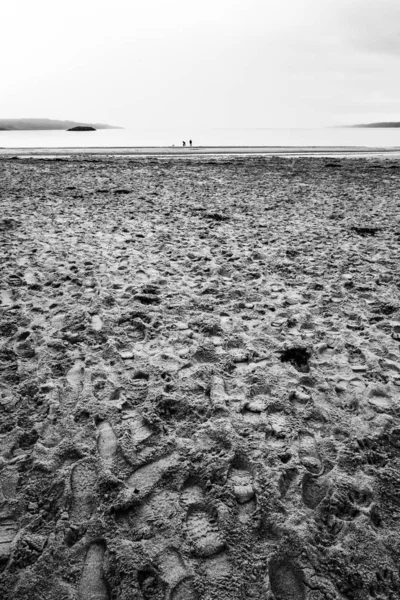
[1,145,400,157]
[1,155,400,599]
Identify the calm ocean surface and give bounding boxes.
[0,128,400,148]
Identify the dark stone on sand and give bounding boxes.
[350,226,381,237]
[67,126,96,132]
[204,212,229,222]
[280,347,311,373]
[0,218,20,231]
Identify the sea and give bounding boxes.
[1,128,400,149]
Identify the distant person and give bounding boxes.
[182,141,186,147]
[189,140,192,147]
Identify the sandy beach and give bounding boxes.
[1,154,400,599]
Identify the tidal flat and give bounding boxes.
[1,155,400,599]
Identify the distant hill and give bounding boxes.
[0,118,122,130]
[349,122,400,128]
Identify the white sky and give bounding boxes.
[1,0,400,128]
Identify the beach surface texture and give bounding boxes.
[1,155,400,599]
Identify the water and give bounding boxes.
[0,128,400,148]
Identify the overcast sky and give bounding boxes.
[1,0,399,128]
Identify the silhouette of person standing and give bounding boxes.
[182,141,186,147]
[189,140,192,147]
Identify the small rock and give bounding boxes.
[351,365,367,372]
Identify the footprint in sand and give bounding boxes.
[240,397,267,424]
[51,311,67,330]
[180,479,226,558]
[265,413,288,448]
[122,409,153,446]
[278,467,298,500]
[301,472,328,509]
[78,542,109,600]
[0,519,18,561]
[137,567,165,599]
[67,360,85,388]
[96,421,118,467]
[70,460,97,522]
[220,315,234,332]
[0,467,19,503]
[91,314,103,331]
[203,552,232,586]
[118,489,179,538]
[171,578,199,600]
[135,269,151,285]
[228,459,257,523]
[155,548,192,592]
[367,385,393,412]
[209,375,228,411]
[24,270,38,286]
[120,453,180,508]
[0,469,19,560]
[180,479,205,511]
[269,557,306,600]
[186,506,225,557]
[298,432,322,474]
[1,289,14,307]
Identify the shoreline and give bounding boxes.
[1,145,400,157]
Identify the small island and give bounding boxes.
[67,126,96,132]
[349,121,400,128]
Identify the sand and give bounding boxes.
[1,146,400,157]
[0,154,400,599]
